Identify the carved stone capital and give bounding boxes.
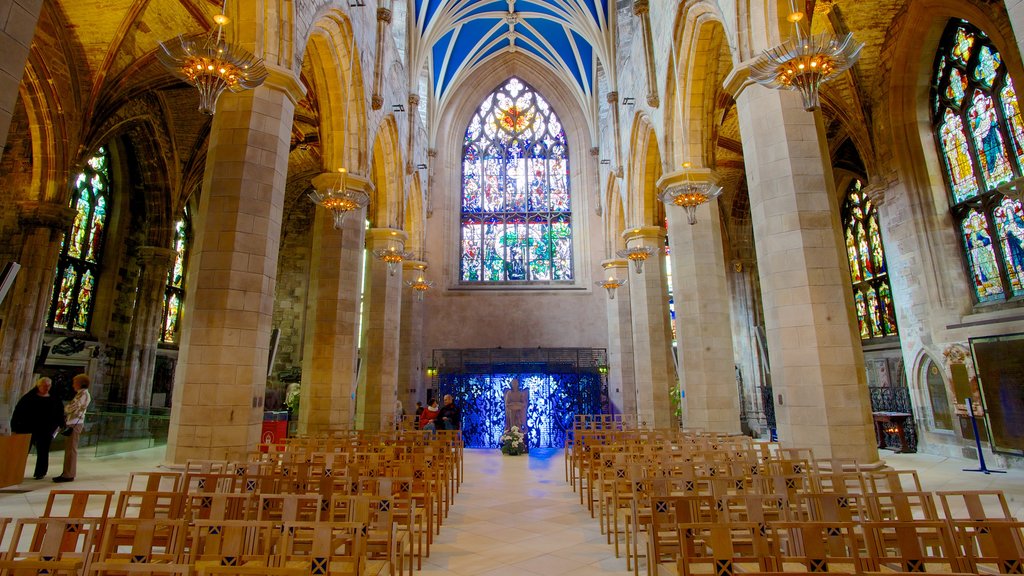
[377,7,392,23]
[606,91,619,104]
[16,201,76,230]
[632,0,649,15]
[427,148,437,158]
[590,147,599,157]
[371,94,384,110]
[408,93,420,107]
[646,93,659,107]
[137,246,177,269]
[861,182,888,207]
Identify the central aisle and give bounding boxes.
[421,447,621,575]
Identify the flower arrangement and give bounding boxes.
[500,426,526,456]
[285,384,301,412]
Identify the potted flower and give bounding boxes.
[500,426,526,456]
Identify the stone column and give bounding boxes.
[735,86,878,462]
[370,6,391,110]
[624,226,675,428]
[166,73,301,463]
[607,92,624,177]
[632,0,659,108]
[397,260,427,415]
[602,258,636,418]
[297,172,370,434]
[355,228,407,430]
[0,1,43,158]
[1004,1,1024,73]
[660,170,740,433]
[406,94,419,174]
[124,246,177,408]
[0,201,74,433]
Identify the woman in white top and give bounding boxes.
[54,374,91,482]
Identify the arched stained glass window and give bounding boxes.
[161,215,189,343]
[842,179,898,341]
[932,19,1024,303]
[49,148,110,332]
[460,77,573,283]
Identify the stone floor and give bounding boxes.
[1,446,1023,574]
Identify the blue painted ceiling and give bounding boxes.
[415,0,608,100]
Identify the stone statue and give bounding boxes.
[504,378,529,430]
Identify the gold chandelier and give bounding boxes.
[373,246,414,276]
[658,162,723,225]
[594,275,627,300]
[405,274,434,301]
[308,168,370,228]
[749,11,863,111]
[616,246,655,274]
[157,0,268,115]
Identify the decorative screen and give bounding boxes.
[460,78,573,283]
[932,19,1024,302]
[49,148,110,331]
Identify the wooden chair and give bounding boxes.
[389,475,426,570]
[126,471,182,493]
[863,491,940,521]
[861,519,967,574]
[672,522,777,576]
[87,518,189,575]
[366,490,411,576]
[938,490,1016,521]
[184,492,256,522]
[0,517,100,576]
[184,472,240,493]
[115,491,186,519]
[279,521,386,576]
[256,494,323,523]
[769,521,865,574]
[946,519,1024,574]
[188,520,280,571]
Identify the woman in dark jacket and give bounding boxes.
[11,377,66,479]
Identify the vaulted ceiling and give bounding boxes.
[415,0,610,101]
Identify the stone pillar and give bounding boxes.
[0,1,43,158]
[632,0,659,108]
[355,228,406,430]
[124,246,177,408]
[602,258,636,418]
[607,92,624,177]
[397,260,427,416]
[735,86,878,462]
[405,94,419,175]
[297,172,370,434]
[1006,1,1024,71]
[166,74,301,463]
[660,170,740,433]
[0,201,74,433]
[370,6,391,110]
[624,226,675,428]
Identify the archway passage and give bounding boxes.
[434,348,607,448]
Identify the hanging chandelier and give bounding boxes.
[748,11,863,111]
[405,274,434,301]
[594,275,627,300]
[373,246,414,276]
[616,246,655,274]
[157,0,269,115]
[658,162,723,225]
[308,168,370,228]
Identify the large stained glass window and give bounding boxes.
[933,19,1024,302]
[843,180,898,340]
[49,148,110,331]
[460,78,573,283]
[161,215,189,343]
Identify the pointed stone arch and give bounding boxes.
[625,113,663,228]
[370,116,404,229]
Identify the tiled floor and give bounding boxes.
[1,445,1023,574]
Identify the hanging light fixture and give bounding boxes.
[308,168,370,228]
[748,9,863,111]
[373,246,414,276]
[405,274,434,301]
[658,162,724,225]
[616,246,656,274]
[594,275,627,300]
[157,0,269,115]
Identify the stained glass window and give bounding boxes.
[460,77,573,283]
[49,147,110,331]
[842,179,898,341]
[161,216,189,343]
[932,19,1024,303]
